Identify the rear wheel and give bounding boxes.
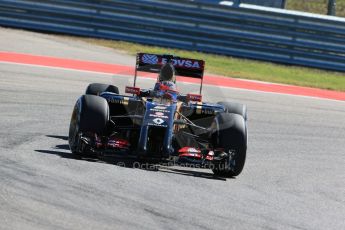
[211,113,247,177]
[68,95,109,155]
[218,101,247,120]
[218,101,248,145]
[85,83,119,95]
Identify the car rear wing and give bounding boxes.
[134,53,205,94]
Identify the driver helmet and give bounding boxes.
[154,63,177,91]
[159,63,176,83]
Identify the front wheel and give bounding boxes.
[211,113,247,177]
[68,95,109,155]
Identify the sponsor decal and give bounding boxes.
[149,113,168,119]
[162,58,201,69]
[155,112,164,116]
[140,54,202,69]
[178,147,202,159]
[178,147,201,153]
[202,109,214,115]
[150,106,169,112]
[187,147,199,153]
[150,108,169,113]
[125,86,140,95]
[150,109,170,114]
[142,54,158,64]
[187,93,202,102]
[107,98,124,104]
[148,123,167,127]
[153,118,164,125]
[154,106,167,110]
[179,147,200,153]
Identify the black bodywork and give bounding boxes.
[69,53,247,176]
[96,92,225,159]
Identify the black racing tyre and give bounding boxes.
[68,95,109,154]
[218,101,248,146]
[211,113,247,177]
[85,83,119,95]
[218,101,247,121]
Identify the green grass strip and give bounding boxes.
[79,38,345,92]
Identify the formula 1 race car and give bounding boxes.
[68,53,247,177]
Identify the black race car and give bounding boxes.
[68,53,247,177]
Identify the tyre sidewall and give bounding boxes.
[85,83,119,95]
[212,113,247,177]
[68,95,109,154]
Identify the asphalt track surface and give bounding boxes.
[0,28,345,230]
